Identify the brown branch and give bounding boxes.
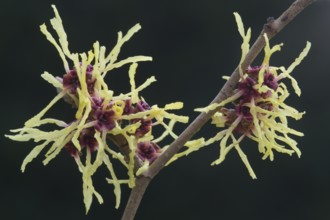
[121,0,315,219]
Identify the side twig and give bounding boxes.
[121,0,315,219]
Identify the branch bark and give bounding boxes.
[121,0,315,219]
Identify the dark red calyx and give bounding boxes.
[136,141,161,163]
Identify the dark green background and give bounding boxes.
[1,0,329,219]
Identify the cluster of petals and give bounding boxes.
[170,13,311,179]
[5,5,188,213]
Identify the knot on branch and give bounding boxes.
[264,17,278,35]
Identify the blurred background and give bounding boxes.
[1,0,329,219]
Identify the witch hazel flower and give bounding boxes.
[170,13,311,179]
[5,5,188,213]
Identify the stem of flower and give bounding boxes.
[120,176,151,220]
[121,0,315,219]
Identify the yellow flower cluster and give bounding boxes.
[170,13,311,179]
[5,5,188,213]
